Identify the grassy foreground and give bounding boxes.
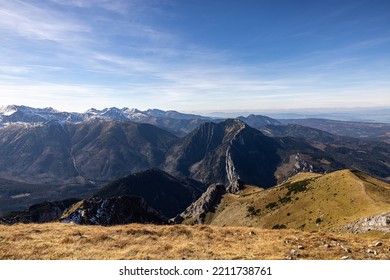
[1,223,390,260]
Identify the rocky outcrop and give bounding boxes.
[172,183,226,224]
[60,196,166,226]
[226,179,245,194]
[341,212,390,233]
[0,198,80,224]
[293,153,313,173]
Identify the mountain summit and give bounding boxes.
[164,119,282,188]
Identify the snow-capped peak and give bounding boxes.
[0,105,18,116]
[0,105,212,126]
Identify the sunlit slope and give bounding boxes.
[205,170,390,232]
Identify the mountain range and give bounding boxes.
[2,105,388,140]
[0,105,389,227]
[0,105,208,123]
[0,105,212,136]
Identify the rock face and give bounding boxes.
[173,183,227,224]
[342,212,390,233]
[226,179,245,194]
[0,198,80,224]
[60,196,166,226]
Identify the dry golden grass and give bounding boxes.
[1,223,390,260]
[205,170,390,232]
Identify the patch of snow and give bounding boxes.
[0,105,17,116]
[11,193,31,199]
[61,212,82,224]
[96,199,108,220]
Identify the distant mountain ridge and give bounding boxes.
[0,105,211,124]
[278,118,390,143]
[0,105,279,136]
[2,105,388,141]
[0,105,218,136]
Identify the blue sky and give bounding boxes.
[0,0,389,113]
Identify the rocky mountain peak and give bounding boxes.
[164,118,280,188]
[0,105,18,115]
[190,119,249,145]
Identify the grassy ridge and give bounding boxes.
[203,170,390,232]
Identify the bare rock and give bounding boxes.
[341,211,390,234]
[171,183,226,224]
[290,249,300,256]
[366,249,377,255]
[226,179,245,194]
[340,244,351,253]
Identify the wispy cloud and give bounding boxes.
[0,1,89,42]
[49,0,131,14]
